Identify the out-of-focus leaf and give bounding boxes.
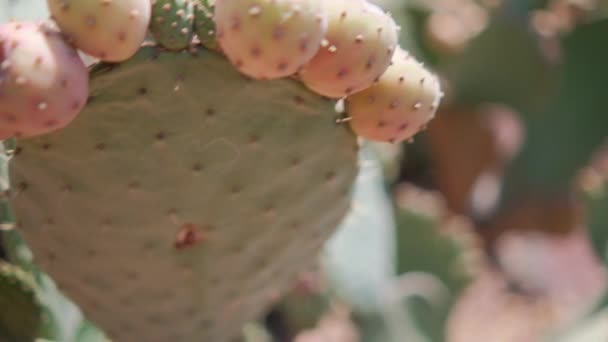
[268,272,331,340]
[322,140,397,314]
[368,0,422,57]
[584,183,608,264]
[552,308,608,342]
[393,186,476,342]
[0,261,42,342]
[575,147,608,318]
[503,19,608,200]
[0,0,50,23]
[354,314,392,342]
[367,142,405,185]
[441,17,560,112]
[242,323,273,342]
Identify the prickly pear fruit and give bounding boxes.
[298,0,399,98]
[214,0,327,80]
[150,0,195,51]
[0,130,12,140]
[345,48,442,143]
[47,0,151,62]
[0,22,89,139]
[194,0,218,51]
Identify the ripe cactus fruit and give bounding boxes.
[194,0,219,51]
[8,46,358,342]
[47,0,151,62]
[214,0,328,80]
[150,0,195,51]
[298,0,399,98]
[0,22,89,139]
[345,48,442,143]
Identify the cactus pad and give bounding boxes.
[149,0,195,51]
[7,46,358,341]
[193,0,218,50]
[0,262,43,342]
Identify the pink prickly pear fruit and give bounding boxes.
[298,0,399,98]
[0,130,12,140]
[214,0,328,80]
[47,0,151,62]
[345,48,443,143]
[0,22,89,139]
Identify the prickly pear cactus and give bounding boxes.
[298,0,399,98]
[149,0,195,51]
[1,139,109,342]
[193,0,217,50]
[0,21,89,139]
[0,261,43,342]
[7,46,358,341]
[345,48,442,143]
[47,0,152,62]
[214,0,328,80]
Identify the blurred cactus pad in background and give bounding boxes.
[0,0,607,341]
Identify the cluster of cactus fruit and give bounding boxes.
[0,0,442,144]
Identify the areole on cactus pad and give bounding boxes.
[7,46,359,341]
